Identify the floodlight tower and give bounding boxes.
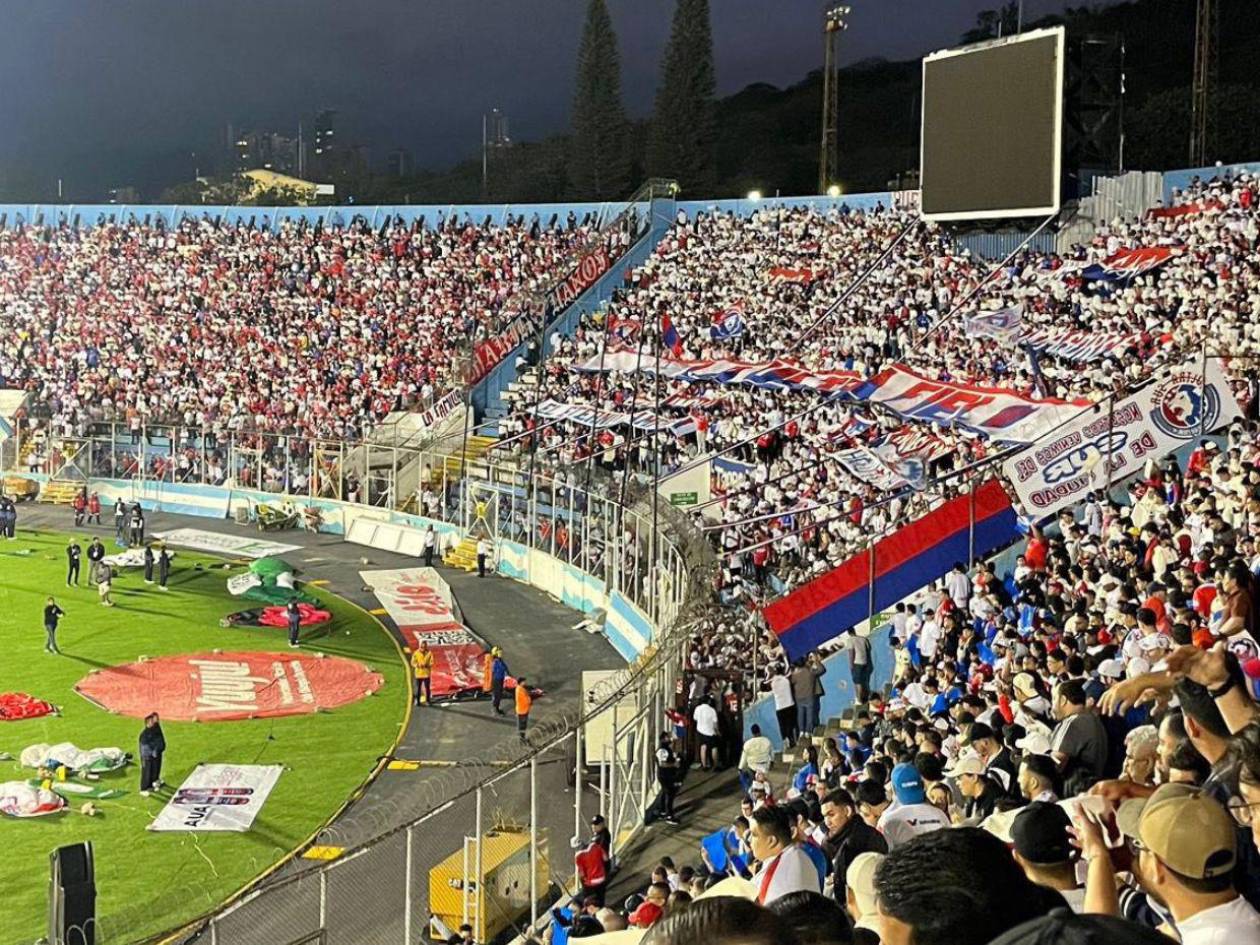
[819,5,851,195]
[1189,0,1218,167]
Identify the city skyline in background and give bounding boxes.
[0,0,1090,200]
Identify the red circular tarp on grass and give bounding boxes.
[74,651,384,722]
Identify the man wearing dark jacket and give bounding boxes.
[139,712,166,796]
[87,536,106,584]
[820,788,887,904]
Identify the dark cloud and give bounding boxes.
[0,0,1067,196]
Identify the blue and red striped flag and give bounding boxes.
[661,314,683,357]
[763,480,1020,661]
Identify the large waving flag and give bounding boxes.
[763,480,1020,661]
[710,304,746,342]
[661,314,683,357]
[964,304,1024,343]
[1081,246,1183,282]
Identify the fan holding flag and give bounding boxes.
[711,303,746,342]
[661,312,683,357]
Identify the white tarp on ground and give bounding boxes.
[0,781,65,817]
[1003,359,1243,517]
[20,743,128,774]
[358,567,456,628]
[101,547,178,568]
[154,528,300,558]
[149,763,283,832]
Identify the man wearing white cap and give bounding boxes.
[845,852,885,945]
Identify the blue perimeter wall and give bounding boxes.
[742,626,896,753]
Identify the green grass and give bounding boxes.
[0,529,408,945]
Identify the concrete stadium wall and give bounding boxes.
[0,200,640,233]
[21,472,660,664]
[675,192,892,219]
[472,196,674,419]
[1163,161,1260,201]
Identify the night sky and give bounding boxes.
[0,0,1085,198]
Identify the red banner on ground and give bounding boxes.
[0,692,55,722]
[399,623,487,698]
[75,652,384,721]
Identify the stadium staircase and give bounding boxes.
[432,435,498,486]
[443,536,480,572]
[38,480,81,504]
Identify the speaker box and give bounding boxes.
[49,842,95,945]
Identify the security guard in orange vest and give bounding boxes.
[515,677,532,743]
[411,640,434,706]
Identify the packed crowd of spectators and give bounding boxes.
[0,210,628,443]
[496,171,1260,704]
[584,409,1260,944]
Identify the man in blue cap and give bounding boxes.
[876,762,950,849]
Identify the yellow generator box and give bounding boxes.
[429,827,550,942]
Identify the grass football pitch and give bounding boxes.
[0,528,408,945]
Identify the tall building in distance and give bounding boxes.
[312,109,337,177]
[216,108,368,184]
[386,148,412,177]
[222,123,299,175]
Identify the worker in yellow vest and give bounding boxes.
[411,640,434,706]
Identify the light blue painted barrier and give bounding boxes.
[742,626,895,752]
[1162,161,1260,201]
[0,200,633,233]
[675,192,892,219]
[605,591,654,662]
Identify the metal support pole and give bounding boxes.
[639,701,651,820]
[967,478,976,570]
[474,786,484,937]
[599,741,608,828]
[319,869,328,930]
[1199,337,1209,440]
[574,727,584,844]
[866,543,876,628]
[404,826,414,944]
[1105,394,1116,493]
[605,742,616,855]
[462,837,471,927]
[530,755,539,928]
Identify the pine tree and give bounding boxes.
[569,0,631,200]
[648,0,717,194]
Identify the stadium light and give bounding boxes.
[827,185,842,197]
[747,190,763,201]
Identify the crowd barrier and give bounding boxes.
[2,424,712,945]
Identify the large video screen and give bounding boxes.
[920,26,1064,221]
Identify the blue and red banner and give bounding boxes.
[763,480,1020,662]
[1080,246,1182,282]
[661,315,683,356]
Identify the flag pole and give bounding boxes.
[652,309,664,622]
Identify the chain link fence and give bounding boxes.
[7,418,716,945]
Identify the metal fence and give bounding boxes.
[5,419,715,945]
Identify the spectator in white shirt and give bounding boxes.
[1079,784,1260,945]
[738,723,774,793]
[748,806,821,904]
[945,564,971,606]
[876,763,950,849]
[693,697,720,771]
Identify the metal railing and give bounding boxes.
[5,417,715,945]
